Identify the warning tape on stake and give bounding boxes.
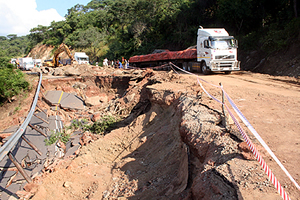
[197,78,291,200]
[165,62,299,200]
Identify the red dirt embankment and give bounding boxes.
[31,68,297,199]
[1,66,299,199]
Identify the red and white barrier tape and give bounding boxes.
[194,73,300,192]
[167,62,298,200]
[197,79,291,200]
[222,89,300,191]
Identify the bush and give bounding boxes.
[240,31,262,51]
[44,130,70,146]
[0,68,29,104]
[261,18,300,53]
[86,115,118,135]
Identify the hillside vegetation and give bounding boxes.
[0,0,299,69]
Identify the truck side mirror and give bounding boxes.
[234,39,238,48]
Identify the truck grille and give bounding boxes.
[215,55,235,59]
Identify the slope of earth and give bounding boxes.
[27,44,54,61]
[0,67,299,199]
[27,44,75,61]
[240,34,300,77]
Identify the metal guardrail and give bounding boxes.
[0,72,42,161]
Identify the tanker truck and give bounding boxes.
[129,27,240,74]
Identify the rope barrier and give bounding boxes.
[167,62,297,200]
[119,62,298,199]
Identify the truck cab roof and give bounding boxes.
[74,52,88,58]
[198,28,229,37]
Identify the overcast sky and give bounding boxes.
[0,0,90,37]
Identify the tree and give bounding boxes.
[75,26,108,61]
[0,36,7,41]
[7,34,17,40]
[294,0,298,17]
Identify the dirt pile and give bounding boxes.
[27,44,54,61]
[27,44,76,61]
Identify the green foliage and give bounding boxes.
[2,0,296,63]
[0,35,31,58]
[14,105,21,112]
[44,130,71,146]
[240,31,262,51]
[0,35,31,105]
[0,57,11,68]
[67,119,89,130]
[86,115,118,135]
[261,18,300,53]
[0,67,29,104]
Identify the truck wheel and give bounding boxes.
[225,71,231,74]
[202,63,210,75]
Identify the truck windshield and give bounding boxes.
[24,62,34,65]
[211,39,237,50]
[80,58,88,61]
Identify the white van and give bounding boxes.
[74,52,89,64]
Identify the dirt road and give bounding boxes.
[192,71,300,198]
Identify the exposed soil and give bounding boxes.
[1,64,299,200]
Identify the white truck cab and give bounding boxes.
[18,57,34,70]
[196,27,240,74]
[74,52,89,64]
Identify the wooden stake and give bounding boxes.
[219,83,227,131]
[21,135,42,156]
[33,113,49,124]
[28,124,47,137]
[8,152,32,183]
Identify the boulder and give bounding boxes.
[92,112,101,122]
[53,68,64,76]
[73,82,87,89]
[85,96,101,107]
[31,67,41,73]
[124,93,135,103]
[64,67,81,76]
[98,93,108,103]
[114,69,123,75]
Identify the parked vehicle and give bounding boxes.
[129,27,240,74]
[74,52,89,64]
[10,58,17,65]
[18,57,34,70]
[43,43,77,67]
[33,59,42,67]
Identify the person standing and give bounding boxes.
[121,57,125,67]
[118,60,123,69]
[103,58,108,67]
[124,59,128,69]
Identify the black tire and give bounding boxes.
[201,62,210,75]
[225,71,232,74]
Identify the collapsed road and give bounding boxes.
[0,64,299,200]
